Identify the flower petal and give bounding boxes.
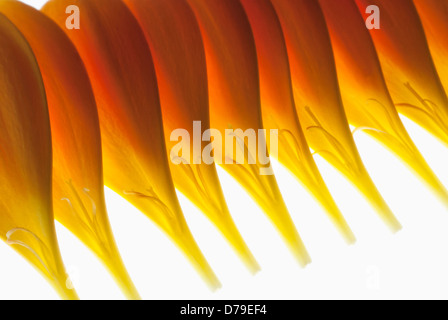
[187,0,311,266]
[0,0,140,299]
[43,0,220,290]
[355,0,448,146]
[0,13,77,300]
[320,0,448,207]
[124,0,259,274]
[271,0,401,231]
[241,0,355,244]
[414,0,448,98]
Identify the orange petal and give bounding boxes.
[187,0,311,266]
[240,0,355,244]
[43,0,220,290]
[355,0,448,146]
[124,0,260,274]
[271,0,401,231]
[414,0,448,97]
[319,0,448,206]
[0,0,140,299]
[0,13,78,300]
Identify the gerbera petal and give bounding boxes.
[43,0,220,290]
[0,0,140,299]
[0,13,78,300]
[319,0,448,207]
[124,0,260,274]
[240,0,355,244]
[414,0,448,97]
[355,0,448,146]
[271,0,401,231]
[187,0,311,266]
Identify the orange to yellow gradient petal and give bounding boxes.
[271,0,401,232]
[42,0,220,291]
[187,0,311,267]
[319,0,448,208]
[241,0,356,244]
[356,0,448,147]
[0,13,78,300]
[124,0,260,274]
[0,0,140,300]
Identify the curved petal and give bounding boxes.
[187,0,311,266]
[319,0,448,207]
[271,0,401,231]
[0,0,140,299]
[240,0,355,244]
[124,0,259,273]
[355,0,448,146]
[42,0,220,290]
[0,13,77,300]
[414,0,448,96]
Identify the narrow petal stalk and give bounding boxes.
[0,0,140,299]
[43,0,220,290]
[355,0,448,146]
[187,0,311,266]
[0,13,78,300]
[124,0,259,274]
[240,0,355,244]
[319,0,448,207]
[271,0,401,231]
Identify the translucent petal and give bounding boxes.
[43,0,220,290]
[320,0,448,207]
[186,0,311,266]
[124,0,259,273]
[355,0,448,146]
[0,0,140,299]
[271,0,401,231]
[241,0,355,244]
[0,13,78,300]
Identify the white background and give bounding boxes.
[2,0,448,300]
